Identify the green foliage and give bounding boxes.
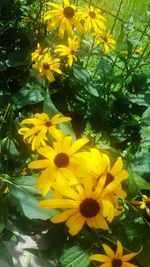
[0,0,150,266]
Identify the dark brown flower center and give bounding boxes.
[54,153,69,168]
[70,49,75,54]
[43,63,50,70]
[45,121,52,127]
[79,198,100,218]
[103,37,108,42]
[63,6,75,18]
[89,11,96,18]
[112,259,122,267]
[104,172,114,187]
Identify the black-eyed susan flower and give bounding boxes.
[131,195,150,216]
[95,31,116,54]
[55,37,79,67]
[40,176,116,235]
[90,240,140,267]
[84,149,128,201]
[31,43,50,62]
[22,16,31,23]
[28,136,89,195]
[80,6,106,33]
[18,113,71,151]
[43,0,84,39]
[32,53,62,82]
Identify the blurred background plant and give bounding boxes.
[0,0,150,266]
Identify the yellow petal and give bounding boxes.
[90,254,110,262]
[69,216,85,235]
[116,240,123,258]
[28,159,51,169]
[49,126,65,141]
[94,214,109,230]
[51,209,75,223]
[38,145,56,159]
[40,198,78,209]
[110,157,123,176]
[69,138,89,154]
[122,250,141,261]
[102,244,115,258]
[62,136,72,152]
[36,166,56,195]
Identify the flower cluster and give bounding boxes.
[19,112,128,234]
[18,111,141,266]
[31,0,116,81]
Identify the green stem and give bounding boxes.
[84,36,96,69]
[110,0,124,34]
[0,103,11,131]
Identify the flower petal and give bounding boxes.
[102,244,115,258]
[68,215,85,235]
[40,198,78,209]
[51,209,76,223]
[90,254,110,262]
[116,240,123,258]
[69,138,89,154]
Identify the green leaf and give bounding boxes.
[1,229,18,244]
[11,176,39,194]
[73,67,91,83]
[9,182,57,220]
[98,58,112,79]
[85,83,99,97]
[11,83,44,110]
[7,49,28,67]
[126,167,140,199]
[133,173,150,190]
[43,89,76,140]
[59,245,90,267]
[24,248,56,261]
[0,241,14,267]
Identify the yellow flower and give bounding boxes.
[84,149,128,200]
[95,31,116,54]
[32,53,62,82]
[79,6,106,33]
[131,195,150,216]
[43,0,84,39]
[18,113,71,151]
[90,240,140,267]
[40,175,116,235]
[22,16,31,23]
[31,43,50,62]
[29,136,89,195]
[55,37,79,68]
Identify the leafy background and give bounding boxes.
[0,0,150,266]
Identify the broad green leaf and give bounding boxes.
[125,167,140,199]
[0,241,14,267]
[7,49,28,67]
[9,183,57,220]
[11,176,39,194]
[73,67,91,83]
[11,83,44,110]
[133,173,150,190]
[59,245,90,267]
[98,58,112,79]
[85,83,99,97]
